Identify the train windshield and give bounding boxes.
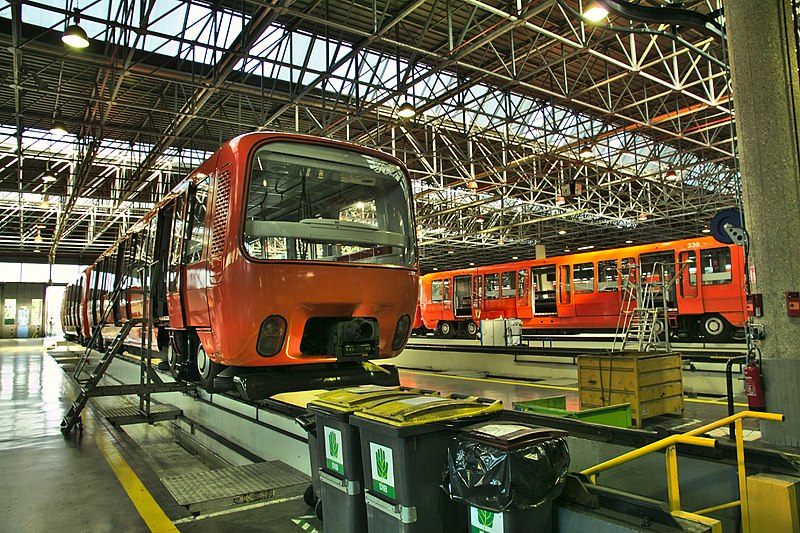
[243,141,415,267]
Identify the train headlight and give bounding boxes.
[257,315,286,357]
[392,314,411,351]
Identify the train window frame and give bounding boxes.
[501,271,516,298]
[431,280,443,303]
[558,264,572,304]
[517,269,529,299]
[241,139,416,267]
[443,279,451,302]
[573,262,595,293]
[597,259,619,292]
[183,178,210,264]
[484,273,500,300]
[700,247,732,286]
[679,250,698,298]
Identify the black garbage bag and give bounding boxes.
[442,430,570,512]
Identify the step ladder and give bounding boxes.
[614,263,672,352]
[61,259,186,434]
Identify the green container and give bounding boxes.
[351,395,503,533]
[307,386,428,533]
[512,395,632,428]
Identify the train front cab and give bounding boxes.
[161,133,418,394]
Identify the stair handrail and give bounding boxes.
[580,410,784,533]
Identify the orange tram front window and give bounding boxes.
[242,141,415,267]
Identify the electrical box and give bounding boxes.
[786,292,800,317]
[747,293,763,317]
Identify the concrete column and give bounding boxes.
[726,0,800,447]
[535,243,546,259]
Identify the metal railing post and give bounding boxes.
[665,444,681,512]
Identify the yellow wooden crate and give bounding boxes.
[578,351,684,428]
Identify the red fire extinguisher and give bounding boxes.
[744,360,766,412]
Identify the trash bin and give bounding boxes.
[306,386,431,531]
[351,394,503,532]
[442,421,570,533]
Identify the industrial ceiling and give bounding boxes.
[0,0,736,273]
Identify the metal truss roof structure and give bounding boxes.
[0,0,736,272]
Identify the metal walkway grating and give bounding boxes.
[162,461,310,512]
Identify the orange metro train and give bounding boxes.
[61,132,418,397]
[417,236,746,342]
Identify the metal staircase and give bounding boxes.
[61,261,185,434]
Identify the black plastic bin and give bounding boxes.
[305,386,429,531]
[443,421,570,533]
[350,395,503,533]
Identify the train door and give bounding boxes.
[639,251,677,308]
[472,274,483,320]
[442,278,452,317]
[531,265,557,315]
[593,259,621,316]
[516,268,533,319]
[182,178,212,327]
[697,246,737,313]
[166,189,190,328]
[558,264,575,317]
[677,250,702,314]
[453,275,473,318]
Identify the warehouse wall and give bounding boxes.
[0,283,47,339]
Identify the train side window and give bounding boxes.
[574,262,594,293]
[518,269,528,298]
[184,178,210,264]
[168,192,188,293]
[559,265,572,304]
[597,260,618,291]
[484,273,500,300]
[679,250,698,298]
[700,247,732,285]
[501,271,516,298]
[431,280,443,302]
[443,279,451,301]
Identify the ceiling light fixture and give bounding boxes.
[50,120,68,137]
[467,179,478,190]
[33,248,41,253]
[512,256,519,260]
[665,168,679,181]
[625,239,634,244]
[34,230,43,243]
[558,229,567,235]
[638,212,648,221]
[579,144,594,158]
[555,195,566,206]
[62,10,90,49]
[583,2,609,23]
[564,248,571,252]
[397,102,416,118]
[42,173,56,183]
[475,216,485,223]
[702,228,711,233]
[577,245,594,251]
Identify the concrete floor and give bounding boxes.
[0,339,320,533]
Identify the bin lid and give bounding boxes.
[458,421,567,449]
[352,394,503,427]
[307,385,421,414]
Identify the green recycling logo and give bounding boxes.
[323,427,344,475]
[376,448,389,479]
[369,443,395,499]
[470,506,504,533]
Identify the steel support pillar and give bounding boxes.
[726,0,800,448]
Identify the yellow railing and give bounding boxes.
[580,410,784,533]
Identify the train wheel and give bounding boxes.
[439,321,454,339]
[196,343,221,393]
[701,314,733,342]
[466,321,478,337]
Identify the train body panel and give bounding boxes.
[419,236,746,340]
[61,132,418,384]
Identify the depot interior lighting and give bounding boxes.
[397,102,416,118]
[579,144,594,158]
[638,212,648,221]
[702,228,711,233]
[50,120,67,136]
[577,245,594,251]
[583,2,609,22]
[555,195,566,206]
[558,229,567,235]
[34,230,43,243]
[62,10,90,49]
[625,240,634,244]
[665,168,679,181]
[467,179,478,190]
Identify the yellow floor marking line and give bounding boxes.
[94,427,179,532]
[400,369,749,407]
